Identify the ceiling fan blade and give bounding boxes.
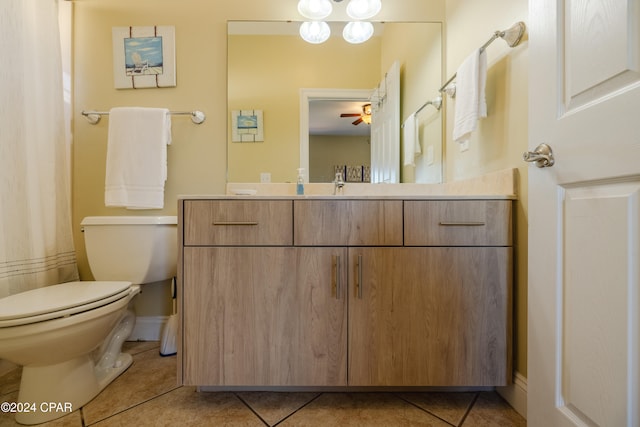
[352,117,363,125]
[340,113,361,117]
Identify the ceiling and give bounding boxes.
[309,100,372,136]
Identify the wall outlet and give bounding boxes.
[260,172,271,183]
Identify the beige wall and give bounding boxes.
[444,0,529,377]
[309,135,371,182]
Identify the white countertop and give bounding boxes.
[178,168,519,201]
[178,194,516,200]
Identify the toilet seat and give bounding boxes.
[0,281,133,328]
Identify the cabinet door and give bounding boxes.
[348,247,512,386]
[182,247,347,386]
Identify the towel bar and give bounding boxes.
[439,21,526,96]
[81,110,206,125]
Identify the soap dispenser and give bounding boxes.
[296,168,305,195]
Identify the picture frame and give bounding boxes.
[112,26,176,89]
[231,110,264,142]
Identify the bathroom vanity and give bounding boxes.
[177,189,514,388]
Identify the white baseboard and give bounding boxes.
[128,315,168,341]
[497,371,527,419]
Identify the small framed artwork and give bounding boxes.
[112,26,176,89]
[231,110,264,142]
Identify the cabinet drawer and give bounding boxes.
[294,200,403,246]
[404,200,512,246]
[184,200,293,246]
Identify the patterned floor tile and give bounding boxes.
[398,392,476,426]
[462,392,526,426]
[236,391,320,425]
[90,387,264,427]
[82,348,178,425]
[278,392,451,427]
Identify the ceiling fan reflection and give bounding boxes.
[340,103,371,125]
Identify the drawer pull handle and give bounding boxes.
[332,255,341,299]
[356,254,363,299]
[439,221,485,226]
[213,221,259,226]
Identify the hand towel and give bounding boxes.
[452,49,487,144]
[402,112,421,166]
[105,107,172,209]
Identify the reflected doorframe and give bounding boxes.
[299,88,373,183]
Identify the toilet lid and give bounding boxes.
[0,281,132,325]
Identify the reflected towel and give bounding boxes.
[105,107,172,209]
[452,49,487,144]
[403,112,421,166]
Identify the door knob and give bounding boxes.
[523,143,554,168]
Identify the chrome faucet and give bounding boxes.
[333,172,345,195]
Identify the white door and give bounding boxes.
[370,61,400,183]
[528,1,640,426]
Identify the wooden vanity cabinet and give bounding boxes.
[347,199,513,386]
[180,199,347,386]
[178,197,513,388]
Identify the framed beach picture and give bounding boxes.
[112,26,176,89]
[231,110,264,142]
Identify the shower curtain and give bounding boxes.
[0,0,79,298]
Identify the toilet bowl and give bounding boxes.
[0,216,177,425]
[0,281,139,425]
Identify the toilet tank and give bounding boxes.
[81,216,177,284]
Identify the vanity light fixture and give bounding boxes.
[343,21,374,44]
[299,21,331,44]
[346,0,381,20]
[297,0,333,20]
[298,0,381,44]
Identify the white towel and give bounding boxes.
[402,113,421,166]
[105,107,172,209]
[452,49,487,144]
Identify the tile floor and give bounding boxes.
[0,342,526,426]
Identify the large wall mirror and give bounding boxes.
[227,20,443,184]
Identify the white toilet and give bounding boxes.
[0,216,177,425]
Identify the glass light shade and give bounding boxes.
[297,0,333,20]
[343,21,374,44]
[346,0,382,20]
[300,21,331,44]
